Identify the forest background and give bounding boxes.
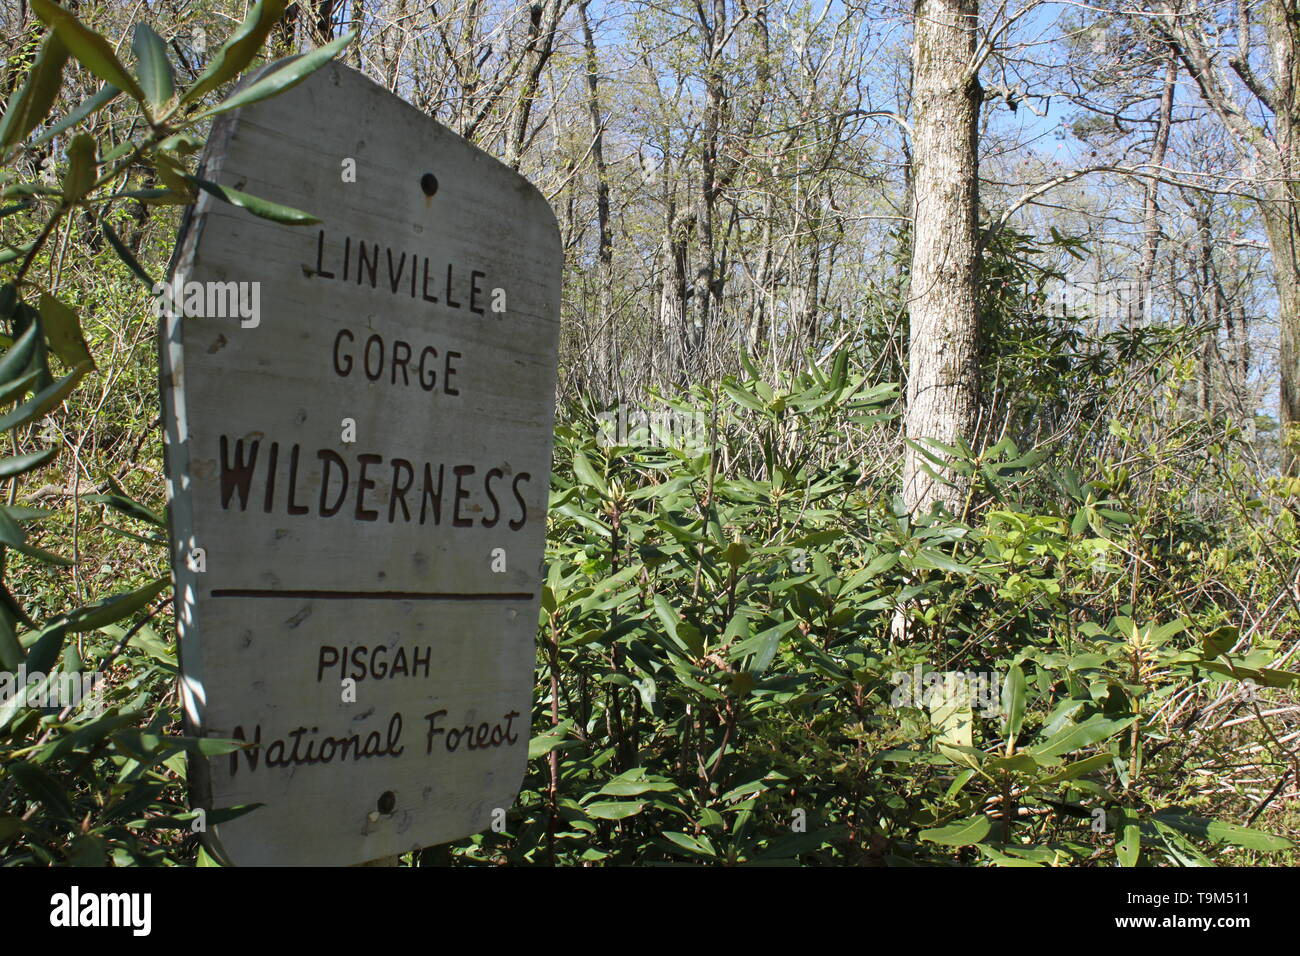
[1,0,1299,867]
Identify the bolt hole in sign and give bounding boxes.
[160,61,561,866]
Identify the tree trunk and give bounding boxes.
[690,0,728,377]
[1156,0,1300,471]
[1262,195,1300,470]
[1137,47,1177,324]
[903,0,983,515]
[507,0,567,170]
[580,2,615,399]
[659,211,694,387]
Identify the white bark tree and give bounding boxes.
[903,0,983,514]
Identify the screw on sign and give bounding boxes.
[159,61,561,866]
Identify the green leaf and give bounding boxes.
[181,0,290,107]
[0,368,39,408]
[753,827,832,862]
[1030,714,1136,760]
[1036,752,1114,784]
[596,770,678,797]
[188,176,319,225]
[722,379,767,413]
[30,83,119,148]
[919,814,993,847]
[0,242,36,266]
[842,551,899,591]
[1153,812,1292,852]
[33,711,139,766]
[912,548,973,575]
[739,620,795,676]
[722,538,750,567]
[0,446,56,480]
[23,622,68,673]
[662,831,718,858]
[0,321,39,383]
[0,363,89,433]
[7,761,75,820]
[38,293,93,369]
[63,577,166,633]
[101,222,155,287]
[984,752,1039,774]
[30,0,144,102]
[132,24,175,110]
[0,813,25,848]
[527,720,572,760]
[67,834,107,866]
[1200,625,1239,660]
[196,845,223,866]
[110,187,189,205]
[9,539,73,565]
[0,32,69,150]
[0,606,23,672]
[652,593,703,655]
[61,133,97,202]
[195,31,357,120]
[583,800,646,821]
[0,184,59,201]
[1117,809,1140,866]
[84,488,165,527]
[1199,660,1300,689]
[0,505,26,547]
[571,449,608,496]
[1001,663,1026,740]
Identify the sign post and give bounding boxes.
[160,61,561,866]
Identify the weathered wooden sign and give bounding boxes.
[159,61,560,866]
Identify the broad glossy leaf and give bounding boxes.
[30,83,119,147]
[181,0,290,106]
[662,830,718,857]
[1031,714,1136,760]
[9,540,73,565]
[0,813,24,848]
[196,31,357,120]
[0,446,56,480]
[527,720,573,760]
[583,800,646,820]
[0,32,69,150]
[0,368,42,407]
[0,241,36,265]
[131,23,174,109]
[38,293,93,369]
[63,577,166,633]
[188,176,319,225]
[1199,660,1300,689]
[1117,809,1140,866]
[1200,625,1239,660]
[0,362,89,433]
[23,622,68,673]
[1154,812,1292,852]
[83,488,164,527]
[919,814,993,846]
[30,0,143,101]
[1036,752,1114,784]
[1001,664,1026,739]
[61,133,96,201]
[7,761,75,820]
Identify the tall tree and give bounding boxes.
[903,0,983,514]
[579,0,615,396]
[1152,0,1300,472]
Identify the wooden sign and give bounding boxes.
[159,61,561,866]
